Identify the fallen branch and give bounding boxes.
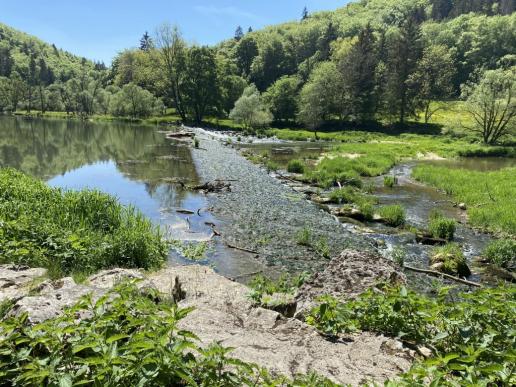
[225,243,259,255]
[404,265,482,287]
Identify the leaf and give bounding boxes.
[58,374,73,387]
[106,334,129,344]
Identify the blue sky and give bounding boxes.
[1,0,347,64]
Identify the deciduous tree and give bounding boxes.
[462,67,515,144]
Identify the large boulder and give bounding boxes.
[295,249,405,316]
[0,264,47,302]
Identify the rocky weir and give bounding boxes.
[0,250,414,385]
[188,128,375,276]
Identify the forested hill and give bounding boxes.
[0,0,515,131]
[220,0,516,92]
[0,22,102,83]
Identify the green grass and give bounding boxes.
[296,132,514,189]
[413,166,516,236]
[430,243,470,277]
[0,168,168,278]
[483,239,516,270]
[287,159,305,174]
[378,205,406,227]
[428,210,456,241]
[383,175,397,188]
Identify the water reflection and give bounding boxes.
[0,116,198,211]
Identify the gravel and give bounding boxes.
[190,128,374,274]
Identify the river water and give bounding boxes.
[0,116,272,279]
[1,116,513,283]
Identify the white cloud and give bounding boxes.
[193,5,260,21]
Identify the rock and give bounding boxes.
[312,195,332,204]
[260,292,297,317]
[0,265,47,302]
[296,249,406,316]
[1,261,412,385]
[7,269,150,323]
[417,346,433,358]
[332,207,368,221]
[416,232,447,245]
[458,203,467,210]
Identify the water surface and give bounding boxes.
[0,116,266,279]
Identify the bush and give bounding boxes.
[287,159,305,174]
[428,211,456,240]
[0,281,333,386]
[248,272,308,305]
[306,285,516,385]
[0,168,167,278]
[378,205,406,227]
[484,239,516,269]
[430,243,471,277]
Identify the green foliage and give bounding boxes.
[428,210,456,240]
[461,67,516,144]
[383,175,396,188]
[483,239,516,270]
[171,240,209,261]
[110,83,163,118]
[264,75,300,122]
[306,284,516,385]
[314,237,331,259]
[431,243,470,277]
[0,168,167,277]
[378,205,406,227]
[413,165,516,235]
[391,246,407,266]
[287,159,305,174]
[229,85,273,130]
[0,281,334,386]
[248,272,308,305]
[296,227,312,246]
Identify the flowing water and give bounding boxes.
[1,116,513,283]
[0,116,268,279]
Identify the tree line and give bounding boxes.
[0,0,514,142]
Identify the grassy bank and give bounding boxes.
[297,133,514,188]
[412,166,516,236]
[0,168,168,278]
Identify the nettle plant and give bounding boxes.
[0,281,336,387]
[306,284,516,385]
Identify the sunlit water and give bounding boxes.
[0,116,266,279]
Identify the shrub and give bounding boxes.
[306,285,516,385]
[287,159,305,174]
[428,211,456,240]
[383,175,397,188]
[248,272,308,305]
[314,237,331,259]
[0,168,167,278]
[484,239,516,269]
[378,205,406,227]
[265,160,279,172]
[430,243,471,277]
[0,281,333,386]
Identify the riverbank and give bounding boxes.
[0,254,413,385]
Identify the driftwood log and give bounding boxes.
[404,265,482,287]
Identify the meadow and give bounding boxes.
[412,166,516,236]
